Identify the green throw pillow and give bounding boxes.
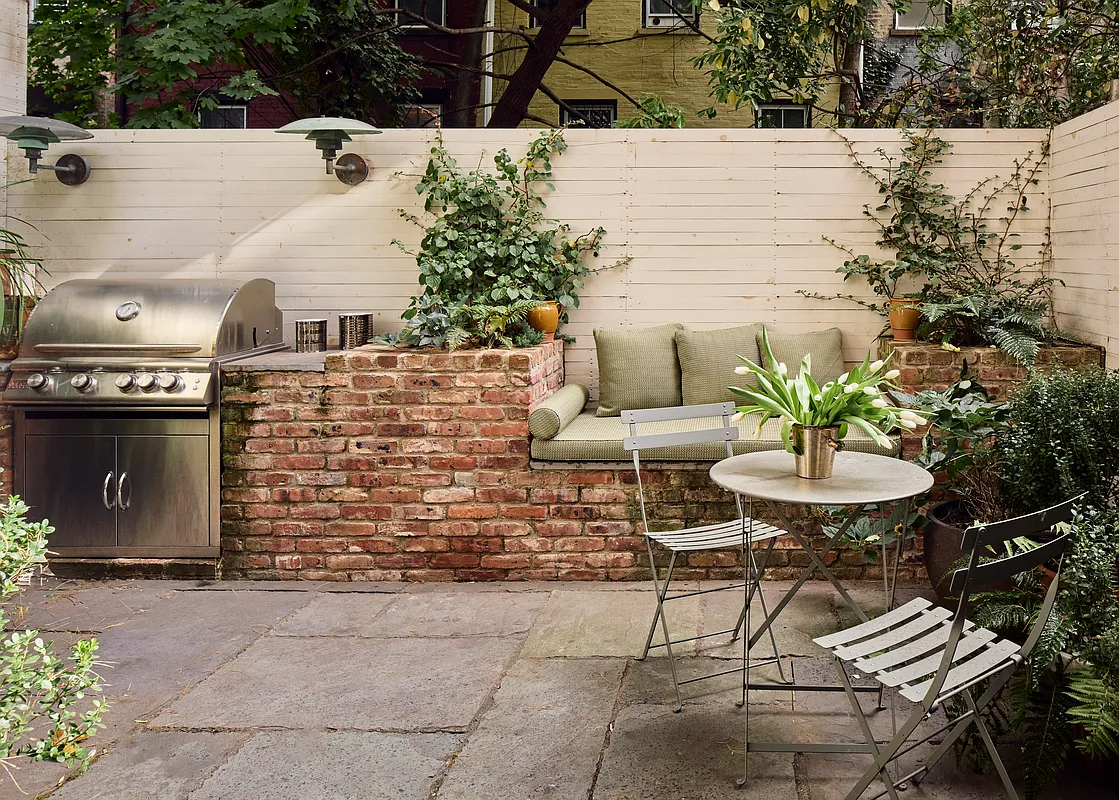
[594,323,684,417]
[758,327,845,384]
[675,325,761,406]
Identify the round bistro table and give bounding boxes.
[708,449,934,778]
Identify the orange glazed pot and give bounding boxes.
[888,298,923,342]
[526,300,561,342]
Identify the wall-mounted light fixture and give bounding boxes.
[276,117,382,186]
[0,115,94,185]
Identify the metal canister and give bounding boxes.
[338,313,372,350]
[295,319,328,353]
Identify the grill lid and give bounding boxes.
[17,278,283,362]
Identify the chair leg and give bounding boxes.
[910,666,1015,788]
[750,550,790,684]
[637,540,675,661]
[841,699,928,800]
[963,688,1021,800]
[835,659,903,800]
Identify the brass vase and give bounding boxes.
[792,424,842,479]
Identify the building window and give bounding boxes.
[530,0,586,28]
[403,103,443,128]
[200,102,247,129]
[397,0,446,28]
[560,100,617,129]
[755,104,810,129]
[893,0,948,30]
[643,0,698,29]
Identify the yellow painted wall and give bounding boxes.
[492,0,840,128]
[492,0,758,128]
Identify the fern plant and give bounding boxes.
[446,299,542,351]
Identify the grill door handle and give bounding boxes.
[102,472,115,510]
[116,472,130,511]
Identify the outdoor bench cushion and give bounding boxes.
[529,383,591,439]
[529,411,899,462]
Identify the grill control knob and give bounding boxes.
[26,373,48,391]
[115,374,136,392]
[136,373,158,392]
[70,373,94,392]
[158,373,183,392]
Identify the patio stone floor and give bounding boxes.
[2,579,1113,800]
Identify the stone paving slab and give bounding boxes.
[53,732,247,800]
[438,658,624,800]
[622,656,790,709]
[190,732,460,800]
[521,590,700,658]
[273,593,397,637]
[701,582,839,659]
[9,582,180,633]
[592,704,796,800]
[152,635,519,731]
[366,592,547,638]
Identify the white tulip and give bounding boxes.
[900,420,918,430]
[884,369,901,380]
[844,383,859,394]
[734,365,751,375]
[871,398,888,408]
[863,386,879,396]
[777,362,788,376]
[838,372,850,384]
[869,359,885,372]
[814,393,823,402]
[899,409,920,422]
[730,412,745,423]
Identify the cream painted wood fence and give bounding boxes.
[6,127,1052,394]
[1051,103,1119,368]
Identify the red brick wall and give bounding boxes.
[220,342,922,582]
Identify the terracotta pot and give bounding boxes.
[888,298,923,342]
[526,300,560,342]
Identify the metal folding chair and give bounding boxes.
[812,493,1086,800]
[624,401,788,711]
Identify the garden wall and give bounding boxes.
[1051,102,1119,368]
[220,342,923,582]
[6,127,1050,400]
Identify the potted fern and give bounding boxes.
[729,330,926,478]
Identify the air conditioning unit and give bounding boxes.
[645,13,689,28]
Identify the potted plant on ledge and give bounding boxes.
[729,330,926,479]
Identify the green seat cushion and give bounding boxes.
[675,325,761,406]
[529,384,589,440]
[758,327,845,384]
[530,411,899,461]
[594,323,683,417]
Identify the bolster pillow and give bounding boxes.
[528,384,590,440]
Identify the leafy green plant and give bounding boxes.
[729,329,925,452]
[511,326,546,348]
[801,131,1057,365]
[995,368,1119,515]
[373,294,451,349]
[0,219,45,353]
[0,496,107,781]
[613,95,687,129]
[395,128,624,335]
[446,299,542,351]
[913,363,1012,522]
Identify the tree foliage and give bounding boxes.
[28,0,420,128]
[698,0,1119,127]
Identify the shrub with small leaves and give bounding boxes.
[0,497,107,781]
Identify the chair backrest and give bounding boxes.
[622,402,742,530]
[916,494,1084,709]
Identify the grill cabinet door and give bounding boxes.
[22,435,117,548]
[115,435,209,549]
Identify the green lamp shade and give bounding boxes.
[275,117,382,136]
[0,115,94,142]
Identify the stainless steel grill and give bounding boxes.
[4,278,285,561]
